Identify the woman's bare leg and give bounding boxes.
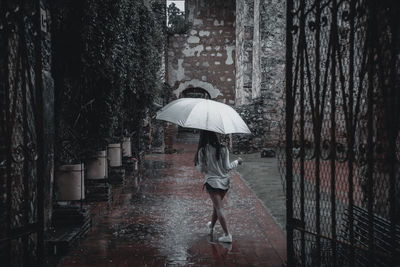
[211,207,218,228]
[209,191,229,235]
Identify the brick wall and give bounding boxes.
[167,0,236,104]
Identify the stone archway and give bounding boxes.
[180,87,211,99]
[173,79,222,100]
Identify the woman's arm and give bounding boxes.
[221,146,241,171]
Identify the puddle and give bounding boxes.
[112,222,159,240]
[144,160,170,169]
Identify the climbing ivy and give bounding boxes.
[52,0,88,164]
[52,0,164,162]
[80,0,164,155]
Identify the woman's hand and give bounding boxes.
[237,157,243,165]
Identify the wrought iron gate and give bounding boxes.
[0,1,45,266]
[283,0,399,266]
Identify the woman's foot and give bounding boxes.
[218,233,232,243]
[207,221,213,235]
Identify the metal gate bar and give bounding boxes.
[285,0,294,265]
[329,1,338,265]
[34,0,46,264]
[0,0,45,266]
[284,0,399,266]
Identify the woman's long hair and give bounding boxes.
[194,130,222,166]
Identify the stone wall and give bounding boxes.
[234,0,286,148]
[259,0,285,100]
[257,0,286,146]
[251,0,261,99]
[235,0,254,105]
[167,0,236,103]
[232,98,283,153]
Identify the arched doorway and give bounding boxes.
[179,87,211,99]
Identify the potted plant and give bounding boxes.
[78,101,113,201]
[54,93,87,204]
[51,0,89,205]
[84,138,108,180]
[55,163,85,201]
[108,142,122,167]
[122,136,132,157]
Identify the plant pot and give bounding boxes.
[55,163,85,201]
[108,143,122,167]
[86,150,107,180]
[122,137,132,157]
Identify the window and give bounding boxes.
[166,0,188,34]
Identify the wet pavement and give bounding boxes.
[59,134,286,266]
[236,154,286,232]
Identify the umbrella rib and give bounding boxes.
[181,99,197,126]
[183,99,205,129]
[206,100,209,130]
[217,104,226,134]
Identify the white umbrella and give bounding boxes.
[156,98,251,134]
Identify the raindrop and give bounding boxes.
[308,21,316,31]
[342,10,349,21]
[291,25,299,34]
[321,16,328,27]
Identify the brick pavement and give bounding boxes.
[59,137,286,267]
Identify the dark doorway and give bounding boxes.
[180,87,211,99]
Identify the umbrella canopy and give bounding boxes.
[156,98,251,134]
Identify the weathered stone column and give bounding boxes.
[259,0,285,145]
[251,0,261,99]
[235,0,254,105]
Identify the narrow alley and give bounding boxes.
[1,0,399,266]
[59,133,286,266]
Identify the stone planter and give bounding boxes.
[56,163,85,201]
[122,137,132,157]
[86,150,107,180]
[108,143,122,167]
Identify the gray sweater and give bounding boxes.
[196,144,239,190]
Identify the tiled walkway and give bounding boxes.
[59,138,286,266]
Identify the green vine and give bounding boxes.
[80,0,164,156]
[52,0,164,162]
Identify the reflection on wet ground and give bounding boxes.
[59,135,286,266]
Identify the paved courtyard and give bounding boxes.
[59,135,286,266]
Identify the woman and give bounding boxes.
[195,130,242,243]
